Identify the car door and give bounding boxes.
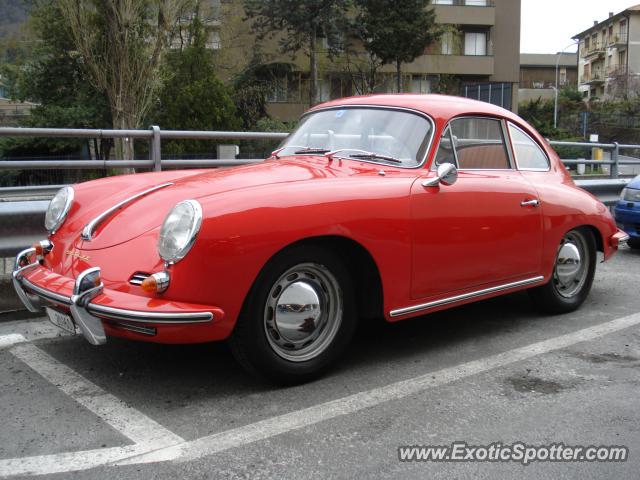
[410,116,543,300]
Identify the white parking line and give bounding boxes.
[10,343,184,447]
[0,318,69,347]
[1,311,640,477]
[0,445,156,478]
[124,310,640,465]
[0,334,26,348]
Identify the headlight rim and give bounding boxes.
[157,199,203,265]
[45,186,74,234]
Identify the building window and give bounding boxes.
[465,0,487,5]
[441,31,454,55]
[267,76,287,103]
[584,37,590,50]
[321,34,344,52]
[559,67,567,86]
[206,30,221,50]
[266,73,301,103]
[410,75,431,94]
[618,50,626,67]
[464,32,487,55]
[433,0,453,4]
[620,20,628,38]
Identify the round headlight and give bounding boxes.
[45,186,74,233]
[158,200,203,264]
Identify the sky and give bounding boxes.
[520,0,639,53]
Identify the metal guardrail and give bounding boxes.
[0,126,287,172]
[0,127,639,258]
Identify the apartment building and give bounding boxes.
[207,0,520,120]
[574,5,640,100]
[410,0,521,112]
[519,53,578,103]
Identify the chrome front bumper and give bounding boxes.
[12,248,214,346]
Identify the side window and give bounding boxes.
[434,126,457,167]
[449,117,511,169]
[508,123,550,170]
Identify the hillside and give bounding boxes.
[0,0,32,38]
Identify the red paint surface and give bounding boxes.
[22,94,619,344]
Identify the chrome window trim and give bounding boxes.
[431,115,515,172]
[286,105,436,169]
[506,122,551,172]
[82,182,173,241]
[389,276,545,317]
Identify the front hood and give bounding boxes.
[64,157,352,250]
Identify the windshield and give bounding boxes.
[278,107,433,167]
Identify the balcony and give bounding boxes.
[432,0,495,26]
[432,0,494,4]
[580,71,605,85]
[405,54,494,76]
[583,41,605,60]
[608,65,628,77]
[608,33,628,47]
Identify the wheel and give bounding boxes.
[528,228,596,314]
[628,237,640,249]
[229,245,356,384]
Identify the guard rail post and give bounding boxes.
[150,125,162,172]
[611,142,620,179]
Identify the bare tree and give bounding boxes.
[59,0,190,160]
[607,69,640,100]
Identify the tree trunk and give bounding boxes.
[112,108,136,173]
[309,27,318,106]
[396,59,402,93]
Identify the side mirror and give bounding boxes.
[422,163,458,188]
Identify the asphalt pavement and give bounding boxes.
[1,246,640,479]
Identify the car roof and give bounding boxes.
[311,94,522,124]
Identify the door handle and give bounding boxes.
[520,199,540,207]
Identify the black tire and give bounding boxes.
[628,237,640,250]
[528,227,596,314]
[229,245,357,384]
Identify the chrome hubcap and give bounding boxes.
[264,263,342,362]
[554,232,588,298]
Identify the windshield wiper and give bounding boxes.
[348,152,403,164]
[271,146,330,158]
[293,147,330,154]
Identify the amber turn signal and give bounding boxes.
[140,271,170,294]
[140,276,158,292]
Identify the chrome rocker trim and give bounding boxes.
[81,182,173,241]
[389,276,545,317]
[12,250,214,345]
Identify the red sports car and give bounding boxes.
[13,94,628,383]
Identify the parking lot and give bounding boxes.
[1,246,639,479]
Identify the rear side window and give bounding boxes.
[508,123,550,170]
[449,117,511,169]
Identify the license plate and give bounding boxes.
[46,307,76,334]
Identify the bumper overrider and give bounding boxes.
[12,247,221,345]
